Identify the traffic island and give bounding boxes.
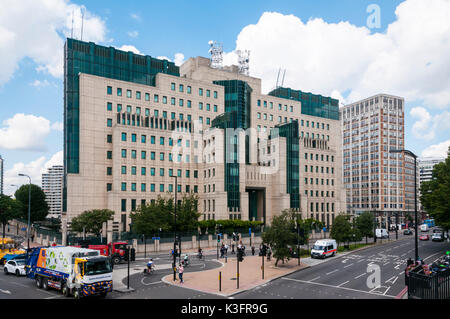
[161,255,309,297]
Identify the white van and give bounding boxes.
[376,228,389,239]
[311,239,337,259]
[420,224,429,232]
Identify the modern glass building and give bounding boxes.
[62,41,344,237]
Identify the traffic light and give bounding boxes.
[217,234,221,242]
[237,247,244,262]
[260,244,267,256]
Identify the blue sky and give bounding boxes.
[0,0,449,194]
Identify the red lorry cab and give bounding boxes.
[72,242,129,264]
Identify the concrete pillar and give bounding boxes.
[208,234,213,248]
[107,220,113,244]
[192,235,196,249]
[155,239,159,252]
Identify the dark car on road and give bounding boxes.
[403,229,413,235]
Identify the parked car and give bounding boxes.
[432,233,444,242]
[0,253,26,266]
[419,234,430,241]
[403,229,413,235]
[3,259,26,276]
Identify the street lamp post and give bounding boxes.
[389,149,418,261]
[18,174,31,263]
[170,175,178,281]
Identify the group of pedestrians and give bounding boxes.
[219,243,229,258]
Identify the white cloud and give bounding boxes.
[421,140,450,158]
[156,53,185,66]
[0,0,106,86]
[3,150,63,196]
[130,13,141,22]
[0,113,53,151]
[127,30,139,38]
[30,79,50,88]
[174,53,185,66]
[224,0,450,108]
[118,45,141,54]
[410,107,450,141]
[51,122,63,132]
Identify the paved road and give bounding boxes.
[1,230,448,299]
[234,233,450,299]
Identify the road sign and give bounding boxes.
[249,228,252,235]
[152,237,160,240]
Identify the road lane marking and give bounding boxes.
[337,281,349,287]
[309,276,320,282]
[281,278,395,298]
[343,263,354,268]
[424,252,441,262]
[385,276,398,285]
[0,289,11,295]
[354,273,366,279]
[326,269,339,275]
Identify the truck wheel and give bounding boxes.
[99,292,107,298]
[73,288,81,299]
[62,284,70,297]
[113,256,121,265]
[36,276,43,289]
[42,278,49,290]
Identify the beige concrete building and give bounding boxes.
[63,39,344,238]
[341,94,416,227]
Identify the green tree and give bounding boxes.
[14,184,49,223]
[70,209,114,237]
[130,197,173,235]
[330,214,353,247]
[130,193,201,235]
[420,147,450,232]
[0,195,21,248]
[175,194,201,232]
[262,209,297,266]
[355,211,374,244]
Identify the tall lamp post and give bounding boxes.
[389,149,418,261]
[18,174,31,262]
[170,174,178,281]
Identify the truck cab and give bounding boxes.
[71,255,113,298]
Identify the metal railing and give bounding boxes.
[407,266,450,299]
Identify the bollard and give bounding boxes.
[225,255,227,263]
[219,271,222,292]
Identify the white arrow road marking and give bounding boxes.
[0,289,11,295]
[342,259,348,264]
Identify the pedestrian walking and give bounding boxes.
[224,243,228,256]
[251,246,255,256]
[231,243,235,254]
[267,246,272,261]
[178,263,184,283]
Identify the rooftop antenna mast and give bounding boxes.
[275,68,281,88]
[236,50,250,76]
[71,10,74,39]
[80,7,85,41]
[208,41,223,69]
[281,69,286,87]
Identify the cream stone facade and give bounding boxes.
[64,51,344,234]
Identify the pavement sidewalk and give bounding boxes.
[161,254,308,297]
